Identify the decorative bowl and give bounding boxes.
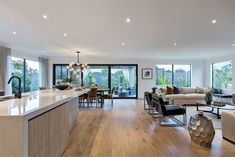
[55,84,70,90]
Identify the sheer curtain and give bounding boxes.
[0,46,11,95]
[39,57,49,88]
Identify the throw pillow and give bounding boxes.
[160,88,167,94]
[213,88,222,94]
[173,86,180,94]
[166,86,174,95]
[196,86,206,94]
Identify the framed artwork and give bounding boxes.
[142,68,153,79]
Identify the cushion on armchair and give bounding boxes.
[164,105,186,116]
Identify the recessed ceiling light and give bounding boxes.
[212,19,217,24]
[173,43,177,46]
[126,18,131,23]
[43,14,48,19]
[121,42,125,46]
[12,31,16,35]
[64,33,68,37]
[232,43,235,46]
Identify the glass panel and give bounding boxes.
[111,66,137,98]
[62,66,68,80]
[173,65,191,87]
[54,65,69,84]
[10,57,24,94]
[156,65,173,87]
[56,66,61,80]
[213,61,232,89]
[83,66,109,88]
[25,60,40,92]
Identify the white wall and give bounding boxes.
[49,56,205,98]
[205,54,235,94]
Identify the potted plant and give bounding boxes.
[152,87,157,94]
[64,77,73,85]
[205,90,213,105]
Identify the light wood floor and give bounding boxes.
[62,99,235,157]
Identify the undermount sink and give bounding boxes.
[0,95,30,102]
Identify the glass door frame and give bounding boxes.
[82,64,138,99]
[52,64,69,85]
[53,64,138,99]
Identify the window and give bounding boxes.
[212,61,232,89]
[83,66,109,88]
[173,65,191,87]
[111,65,137,98]
[53,64,70,85]
[10,57,40,93]
[10,57,24,93]
[81,64,138,98]
[156,65,173,87]
[156,64,191,87]
[25,60,40,92]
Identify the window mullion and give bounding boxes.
[23,59,26,92]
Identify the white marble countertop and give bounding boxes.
[0,89,89,118]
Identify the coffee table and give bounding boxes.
[196,101,235,119]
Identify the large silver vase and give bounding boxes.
[188,114,215,147]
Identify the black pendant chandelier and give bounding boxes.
[67,51,87,74]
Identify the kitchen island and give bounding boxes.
[0,88,89,157]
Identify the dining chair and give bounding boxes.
[101,87,115,107]
[87,88,100,107]
[79,94,88,108]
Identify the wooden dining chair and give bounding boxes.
[79,94,88,108]
[87,88,100,107]
[101,87,115,107]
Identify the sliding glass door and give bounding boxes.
[83,66,109,88]
[82,64,138,98]
[53,64,138,98]
[111,65,137,98]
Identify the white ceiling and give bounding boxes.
[0,0,234,59]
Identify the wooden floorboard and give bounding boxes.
[62,99,235,157]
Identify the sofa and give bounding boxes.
[159,87,205,105]
[222,111,235,143]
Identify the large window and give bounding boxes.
[173,65,191,87]
[83,66,109,88]
[52,64,138,98]
[111,65,137,98]
[156,65,173,87]
[212,61,232,89]
[156,64,191,87]
[10,57,40,93]
[82,64,138,98]
[53,64,70,85]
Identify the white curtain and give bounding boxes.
[0,46,11,95]
[39,57,49,88]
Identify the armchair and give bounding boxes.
[152,95,186,126]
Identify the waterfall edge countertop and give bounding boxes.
[0,88,90,119]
